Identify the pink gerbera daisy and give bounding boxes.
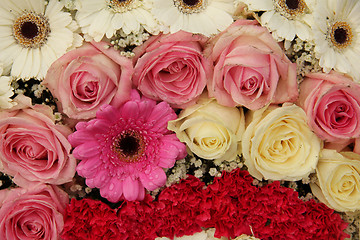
[68,90,187,202]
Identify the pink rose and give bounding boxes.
[133,31,211,108]
[44,41,133,119]
[0,184,68,240]
[298,71,360,142]
[0,95,76,186]
[204,20,298,110]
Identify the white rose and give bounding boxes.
[310,149,360,213]
[242,104,322,181]
[168,94,245,164]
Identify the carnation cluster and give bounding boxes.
[61,169,349,240]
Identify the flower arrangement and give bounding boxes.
[0,0,359,239]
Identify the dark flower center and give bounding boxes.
[112,130,145,162]
[285,0,299,10]
[173,0,207,14]
[331,22,352,49]
[334,28,348,44]
[183,0,199,6]
[118,135,140,156]
[13,12,50,49]
[21,22,38,39]
[277,0,306,18]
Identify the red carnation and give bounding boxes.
[117,194,158,240]
[155,175,207,238]
[203,169,258,238]
[302,200,350,240]
[62,198,121,240]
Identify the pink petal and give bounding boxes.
[68,130,95,147]
[119,101,140,120]
[72,141,100,159]
[122,176,144,201]
[100,177,124,203]
[95,104,120,123]
[76,156,102,177]
[85,168,110,189]
[157,135,187,168]
[147,102,177,132]
[139,167,166,191]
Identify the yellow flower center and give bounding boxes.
[275,0,307,19]
[13,11,50,49]
[330,21,353,50]
[107,0,138,13]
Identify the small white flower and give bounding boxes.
[312,0,360,82]
[0,76,15,109]
[0,0,83,79]
[0,64,15,109]
[0,64,16,109]
[152,0,235,36]
[75,0,160,41]
[241,0,315,41]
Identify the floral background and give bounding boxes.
[0,0,359,239]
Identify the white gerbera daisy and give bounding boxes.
[152,0,234,37]
[313,0,360,82]
[0,0,82,80]
[75,0,160,42]
[241,0,315,41]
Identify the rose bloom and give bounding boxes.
[0,184,68,240]
[298,71,360,142]
[133,31,211,108]
[204,20,298,110]
[310,149,360,213]
[0,95,76,187]
[242,104,322,181]
[168,94,245,163]
[44,41,133,120]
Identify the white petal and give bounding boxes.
[28,0,45,13]
[38,44,57,78]
[11,48,29,78]
[260,11,275,25]
[206,6,233,32]
[88,8,113,41]
[242,0,273,11]
[45,0,65,17]
[29,47,41,78]
[111,12,125,30]
[123,11,141,34]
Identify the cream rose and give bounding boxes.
[310,149,360,213]
[242,104,322,181]
[168,95,245,163]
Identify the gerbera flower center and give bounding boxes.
[275,0,306,19]
[107,0,138,13]
[330,21,353,49]
[173,0,207,14]
[13,12,50,49]
[112,130,145,162]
